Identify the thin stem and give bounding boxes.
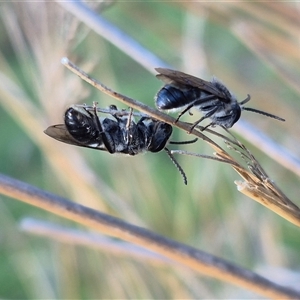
[57,0,300,183]
[170,150,239,166]
[0,173,299,299]
[61,57,300,227]
[61,57,225,154]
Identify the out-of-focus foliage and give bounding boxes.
[0,2,299,298]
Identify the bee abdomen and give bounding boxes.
[155,84,201,110]
[64,107,100,144]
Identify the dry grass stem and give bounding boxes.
[62,57,300,227]
[57,1,300,183]
[61,57,229,156]
[221,132,300,227]
[56,1,300,186]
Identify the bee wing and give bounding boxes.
[44,124,107,151]
[155,67,227,100]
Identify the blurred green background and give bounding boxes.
[0,1,300,298]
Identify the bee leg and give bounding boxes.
[174,103,195,123]
[188,116,206,133]
[201,122,214,131]
[169,137,198,145]
[125,108,134,144]
[91,103,117,154]
[188,106,219,133]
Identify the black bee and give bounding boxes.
[44,103,195,184]
[155,68,285,130]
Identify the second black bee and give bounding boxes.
[155,68,285,130]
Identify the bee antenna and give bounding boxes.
[239,94,251,105]
[242,107,285,122]
[169,138,198,145]
[164,147,187,185]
